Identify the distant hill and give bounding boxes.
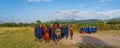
[51,19,76,23]
[45,19,102,24]
[45,17,120,24]
[1,17,120,24]
[71,19,102,23]
[106,18,120,21]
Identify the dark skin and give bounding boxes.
[34,24,37,41]
[34,24,37,37]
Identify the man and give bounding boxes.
[51,23,57,44]
[80,26,85,34]
[46,24,52,38]
[92,26,97,33]
[34,24,42,42]
[64,24,69,39]
[43,26,49,43]
[61,24,65,38]
[70,25,74,40]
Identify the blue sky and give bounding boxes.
[0,0,120,23]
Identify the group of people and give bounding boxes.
[34,23,97,44]
[80,26,97,34]
[34,23,74,44]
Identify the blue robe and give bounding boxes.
[89,27,92,33]
[61,27,65,37]
[35,26,42,39]
[51,28,57,39]
[92,27,97,33]
[64,26,69,37]
[80,27,85,33]
[85,27,92,33]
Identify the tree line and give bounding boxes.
[0,20,120,30]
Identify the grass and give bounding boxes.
[0,27,119,48]
[0,27,79,48]
[96,30,120,36]
[0,27,35,48]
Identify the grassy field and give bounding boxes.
[0,27,119,48]
[0,27,78,48]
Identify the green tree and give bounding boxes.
[36,20,41,24]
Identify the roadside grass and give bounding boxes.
[96,30,120,36]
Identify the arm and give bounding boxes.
[34,26,36,36]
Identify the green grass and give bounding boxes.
[0,27,79,48]
[0,27,35,48]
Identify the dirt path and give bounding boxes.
[58,32,120,47]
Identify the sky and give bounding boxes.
[0,0,120,23]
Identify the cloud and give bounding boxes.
[51,9,120,20]
[44,0,52,2]
[98,0,107,3]
[27,0,52,2]
[97,0,118,3]
[80,4,86,7]
[99,3,107,6]
[28,0,41,2]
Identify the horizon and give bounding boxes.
[0,18,119,23]
[0,0,120,23]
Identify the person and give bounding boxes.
[51,23,57,44]
[55,23,62,41]
[61,24,65,38]
[92,26,97,33]
[46,24,52,38]
[34,24,42,42]
[80,26,85,34]
[89,26,92,34]
[85,26,89,33]
[70,25,74,40]
[64,24,69,39]
[85,26,92,34]
[41,24,45,37]
[43,26,49,43]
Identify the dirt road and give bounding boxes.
[58,30,120,47]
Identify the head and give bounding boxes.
[93,26,96,28]
[36,24,40,26]
[54,22,59,28]
[40,24,42,27]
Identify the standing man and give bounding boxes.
[34,24,42,42]
[70,25,74,40]
[61,24,65,38]
[64,24,69,39]
[80,26,85,34]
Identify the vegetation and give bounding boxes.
[0,20,120,30]
[0,27,118,48]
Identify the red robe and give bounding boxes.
[44,33,49,40]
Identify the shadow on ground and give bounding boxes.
[77,35,117,48]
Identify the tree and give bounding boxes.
[18,22,24,27]
[36,20,41,24]
[30,23,35,27]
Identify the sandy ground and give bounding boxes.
[58,31,120,47]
